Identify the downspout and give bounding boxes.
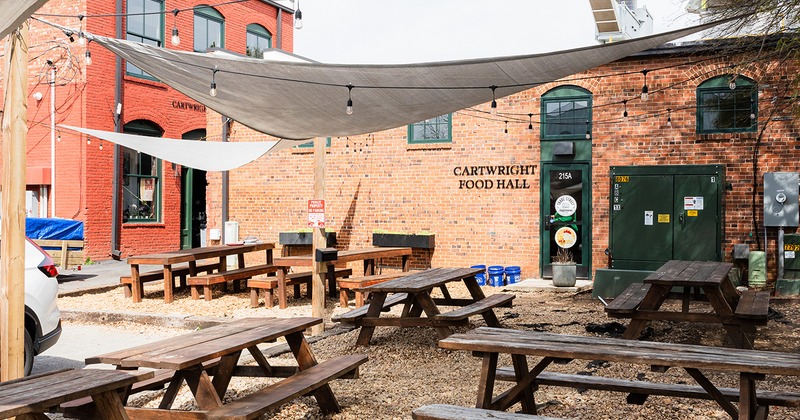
[110,0,123,259]
[276,8,282,49]
[221,116,229,242]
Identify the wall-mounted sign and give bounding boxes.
[171,100,206,112]
[555,195,577,217]
[684,196,704,210]
[555,226,577,248]
[453,164,537,190]
[308,199,325,228]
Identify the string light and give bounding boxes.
[729,75,737,90]
[171,9,180,46]
[666,108,672,127]
[490,85,497,115]
[87,136,91,145]
[85,49,92,65]
[622,100,628,119]
[294,0,303,30]
[346,84,354,115]
[585,120,591,139]
[63,29,75,42]
[77,15,85,45]
[641,69,649,101]
[527,113,533,131]
[504,120,508,134]
[99,140,103,150]
[210,66,218,97]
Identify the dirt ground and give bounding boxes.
[59,281,800,419]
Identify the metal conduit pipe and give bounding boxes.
[110,0,123,259]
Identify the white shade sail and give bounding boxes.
[0,0,48,39]
[59,125,290,171]
[90,16,735,141]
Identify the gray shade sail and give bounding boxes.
[91,17,736,141]
[0,0,48,40]
[60,125,290,171]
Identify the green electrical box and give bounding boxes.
[783,234,800,279]
[609,165,725,270]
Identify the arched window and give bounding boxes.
[696,75,757,133]
[540,86,592,140]
[126,0,163,78]
[122,120,163,223]
[246,24,272,58]
[194,6,224,52]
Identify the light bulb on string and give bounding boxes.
[622,100,628,120]
[294,0,303,29]
[504,120,508,134]
[171,9,180,46]
[77,15,85,45]
[640,69,649,101]
[666,108,672,127]
[490,85,497,115]
[527,113,533,131]
[87,137,91,145]
[99,140,103,150]
[346,84,354,115]
[210,66,218,97]
[585,120,591,139]
[729,76,737,90]
[85,50,92,65]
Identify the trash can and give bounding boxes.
[488,265,505,287]
[471,264,487,286]
[504,266,521,284]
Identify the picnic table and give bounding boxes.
[86,317,367,419]
[438,327,800,419]
[332,267,515,345]
[0,368,152,419]
[270,246,412,308]
[125,242,274,303]
[605,260,770,349]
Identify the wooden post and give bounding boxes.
[311,137,326,335]
[1,21,30,381]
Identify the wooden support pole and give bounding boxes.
[1,21,30,381]
[311,136,326,335]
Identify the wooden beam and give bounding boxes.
[1,21,30,381]
[311,137,326,335]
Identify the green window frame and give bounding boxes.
[194,6,225,52]
[296,137,331,148]
[540,86,592,140]
[408,113,452,144]
[126,0,163,79]
[122,120,163,223]
[246,24,272,58]
[696,75,757,134]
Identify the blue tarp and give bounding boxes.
[26,218,84,241]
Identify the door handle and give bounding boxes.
[679,212,684,227]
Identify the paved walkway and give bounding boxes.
[56,259,131,296]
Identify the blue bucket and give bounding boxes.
[505,266,521,284]
[488,265,505,287]
[471,264,487,286]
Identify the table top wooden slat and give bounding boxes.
[438,327,800,376]
[0,369,151,417]
[644,260,733,287]
[362,267,483,293]
[127,243,274,265]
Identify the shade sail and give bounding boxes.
[0,0,48,40]
[90,17,736,141]
[60,125,290,171]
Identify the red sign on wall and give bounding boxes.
[308,199,325,228]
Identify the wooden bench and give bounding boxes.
[204,354,368,420]
[495,368,800,408]
[120,261,218,298]
[338,272,407,308]
[332,292,410,324]
[604,283,651,315]
[247,268,353,308]
[188,264,280,301]
[434,293,515,327]
[735,290,770,322]
[413,404,563,419]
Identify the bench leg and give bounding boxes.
[481,310,501,327]
[204,285,213,301]
[265,288,274,308]
[123,284,132,298]
[293,283,302,299]
[355,291,366,308]
[339,289,349,308]
[190,285,201,300]
[250,288,259,308]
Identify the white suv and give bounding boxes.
[21,238,62,375]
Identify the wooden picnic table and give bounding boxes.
[0,368,152,419]
[126,242,274,303]
[332,267,515,346]
[86,317,367,419]
[605,260,770,349]
[271,246,412,308]
[438,327,800,419]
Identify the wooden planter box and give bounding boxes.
[372,233,435,249]
[279,231,336,247]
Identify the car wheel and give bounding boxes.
[24,330,33,376]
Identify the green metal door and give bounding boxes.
[180,167,194,249]
[610,174,673,267]
[673,174,720,261]
[542,163,591,278]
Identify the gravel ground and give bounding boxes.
[58,279,800,419]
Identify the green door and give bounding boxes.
[542,163,591,279]
[180,129,207,249]
[180,167,194,249]
[610,175,673,266]
[673,174,720,261]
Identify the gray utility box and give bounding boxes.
[764,172,799,227]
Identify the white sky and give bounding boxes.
[291,0,699,64]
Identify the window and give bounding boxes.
[246,24,271,58]
[194,6,224,52]
[696,75,757,134]
[408,114,452,144]
[122,120,163,223]
[126,0,163,78]
[541,86,592,140]
[296,137,331,148]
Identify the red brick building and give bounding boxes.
[1,0,295,260]
[204,37,799,285]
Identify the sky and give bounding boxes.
[291,0,700,64]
